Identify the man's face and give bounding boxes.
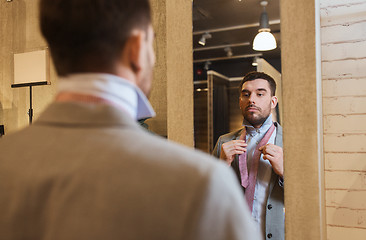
[239,78,277,128]
[136,24,155,97]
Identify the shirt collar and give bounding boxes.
[57,73,156,120]
[243,114,273,135]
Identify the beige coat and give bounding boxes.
[0,102,261,240]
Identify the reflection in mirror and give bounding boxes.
[193,0,281,152]
[193,0,284,239]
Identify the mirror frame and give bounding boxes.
[281,0,327,239]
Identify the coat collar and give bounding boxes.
[235,122,282,147]
[34,102,141,130]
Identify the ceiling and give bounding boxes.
[192,0,281,73]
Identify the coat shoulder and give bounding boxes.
[217,128,244,143]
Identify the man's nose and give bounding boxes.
[249,94,256,103]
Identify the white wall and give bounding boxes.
[257,58,283,123]
[320,0,366,239]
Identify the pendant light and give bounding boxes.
[253,1,277,51]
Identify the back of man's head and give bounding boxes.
[39,0,151,76]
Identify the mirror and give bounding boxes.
[192,1,284,239]
[193,0,281,153]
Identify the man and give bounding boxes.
[213,71,284,240]
[0,1,261,240]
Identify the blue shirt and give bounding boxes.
[243,114,276,236]
[57,73,156,120]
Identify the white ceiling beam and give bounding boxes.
[193,42,251,52]
[193,53,263,63]
[193,19,280,35]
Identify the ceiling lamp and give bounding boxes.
[198,32,212,46]
[224,47,233,57]
[253,1,277,51]
[252,56,260,66]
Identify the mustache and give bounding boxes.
[245,104,261,111]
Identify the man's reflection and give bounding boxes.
[213,71,284,240]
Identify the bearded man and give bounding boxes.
[213,71,285,240]
[0,1,261,239]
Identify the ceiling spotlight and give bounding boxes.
[224,47,233,57]
[199,32,212,46]
[253,1,277,51]
[204,61,212,70]
[252,56,260,66]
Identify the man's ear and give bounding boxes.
[271,96,278,109]
[122,30,144,74]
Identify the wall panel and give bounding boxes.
[321,0,366,237]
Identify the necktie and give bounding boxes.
[238,123,275,212]
[238,128,249,188]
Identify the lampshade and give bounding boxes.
[253,29,277,51]
[252,1,277,51]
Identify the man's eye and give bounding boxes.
[242,93,249,97]
[258,93,263,96]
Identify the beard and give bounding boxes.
[141,47,155,98]
[243,104,272,127]
[140,68,153,98]
[136,57,154,98]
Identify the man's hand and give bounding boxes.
[220,131,247,166]
[259,143,284,177]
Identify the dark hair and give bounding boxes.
[39,0,151,76]
[239,71,277,96]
